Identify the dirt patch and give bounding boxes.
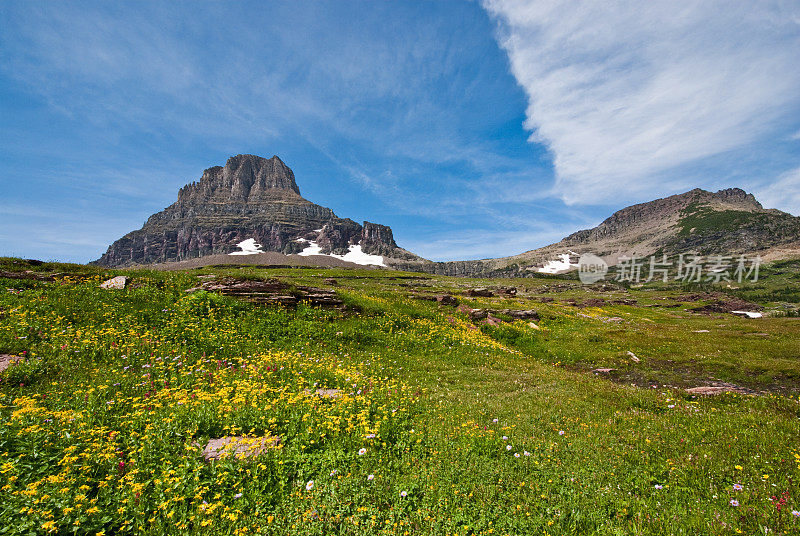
[690,298,764,314]
[672,292,763,314]
[674,292,764,314]
[675,293,712,302]
[579,298,607,308]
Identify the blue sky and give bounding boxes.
[1,1,799,263]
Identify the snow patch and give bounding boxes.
[337,244,386,267]
[731,311,763,319]
[538,253,578,274]
[296,240,323,256]
[229,238,264,255]
[297,241,385,267]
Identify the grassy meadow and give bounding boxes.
[0,258,799,535]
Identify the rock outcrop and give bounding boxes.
[93,155,417,266]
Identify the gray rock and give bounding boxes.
[466,308,488,320]
[500,309,539,321]
[482,315,503,326]
[304,388,342,399]
[436,295,459,306]
[467,288,494,297]
[201,435,282,462]
[100,276,129,289]
[0,354,23,373]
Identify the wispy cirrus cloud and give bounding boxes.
[482,0,800,205]
[1,2,556,263]
[755,167,800,216]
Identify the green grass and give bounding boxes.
[677,203,770,237]
[1,258,799,535]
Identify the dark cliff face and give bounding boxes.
[93,155,407,266]
[360,222,398,256]
[316,219,363,255]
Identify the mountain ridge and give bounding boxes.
[394,187,800,276]
[94,156,800,275]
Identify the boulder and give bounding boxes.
[467,288,494,297]
[436,295,459,306]
[201,435,281,462]
[482,315,503,326]
[100,276,129,289]
[467,308,488,320]
[500,309,539,321]
[0,354,23,373]
[304,388,342,399]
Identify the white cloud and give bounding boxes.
[754,167,800,216]
[483,0,800,204]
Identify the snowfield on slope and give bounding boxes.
[297,240,386,267]
[229,238,265,255]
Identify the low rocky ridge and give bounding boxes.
[93,154,420,267]
[184,277,344,308]
[394,188,800,277]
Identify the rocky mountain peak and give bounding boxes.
[563,188,766,245]
[704,187,762,210]
[177,154,301,205]
[93,154,418,267]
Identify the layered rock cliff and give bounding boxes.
[93,155,416,266]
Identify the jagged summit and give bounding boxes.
[562,188,765,245]
[177,154,302,204]
[93,155,420,267]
